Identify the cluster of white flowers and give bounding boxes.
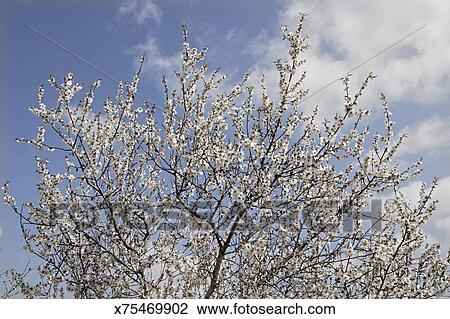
[2,15,449,299]
[2,181,16,206]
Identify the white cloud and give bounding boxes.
[396,116,450,156]
[399,180,423,204]
[249,0,450,114]
[117,1,181,83]
[224,28,236,41]
[129,36,181,83]
[118,0,161,24]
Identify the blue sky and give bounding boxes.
[1,0,450,276]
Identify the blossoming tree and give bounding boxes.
[2,16,449,298]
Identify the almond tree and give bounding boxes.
[2,16,449,298]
